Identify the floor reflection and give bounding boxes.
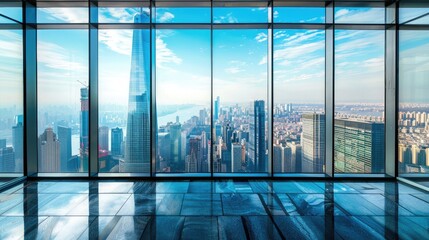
[0,180,428,239]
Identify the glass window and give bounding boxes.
[398,30,429,174]
[0,29,23,174]
[155,7,210,23]
[334,30,385,174]
[335,7,385,24]
[213,7,268,23]
[273,29,325,174]
[37,8,88,23]
[155,29,211,174]
[98,24,151,173]
[399,8,429,24]
[213,29,268,174]
[37,30,89,173]
[274,7,325,23]
[98,8,150,23]
[0,5,22,23]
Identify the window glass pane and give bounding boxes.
[334,30,385,174]
[155,29,211,174]
[213,29,268,174]
[398,30,429,174]
[37,30,88,173]
[399,8,429,24]
[0,30,23,174]
[37,8,88,23]
[273,29,325,173]
[155,7,210,23]
[274,7,325,23]
[335,7,385,24]
[0,6,22,22]
[213,7,268,23]
[99,25,151,173]
[98,8,150,23]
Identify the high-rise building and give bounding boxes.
[232,142,242,172]
[80,87,89,172]
[287,142,301,172]
[12,121,23,171]
[57,126,72,172]
[0,147,15,172]
[38,128,60,172]
[99,126,109,151]
[170,123,183,171]
[301,113,325,173]
[334,119,385,173]
[111,127,124,156]
[122,10,151,173]
[186,136,203,172]
[214,96,220,121]
[248,100,266,172]
[0,139,6,149]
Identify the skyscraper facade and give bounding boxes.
[111,127,124,156]
[12,120,23,171]
[57,125,72,172]
[99,126,109,151]
[301,113,325,173]
[214,96,220,122]
[170,123,183,171]
[0,147,15,172]
[80,87,89,172]
[122,10,151,173]
[38,128,60,172]
[334,119,385,173]
[248,100,266,172]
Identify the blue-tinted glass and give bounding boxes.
[334,30,385,174]
[98,8,150,23]
[274,7,325,23]
[398,30,429,174]
[213,29,268,174]
[213,7,268,23]
[37,30,89,173]
[37,8,88,23]
[155,29,211,174]
[273,29,325,173]
[0,30,23,174]
[399,8,429,24]
[335,7,385,24]
[155,8,210,23]
[0,7,22,22]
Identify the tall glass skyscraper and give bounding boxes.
[121,10,151,173]
[249,100,266,172]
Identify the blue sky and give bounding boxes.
[0,6,428,109]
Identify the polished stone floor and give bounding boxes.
[0,180,429,239]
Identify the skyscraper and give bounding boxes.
[39,128,60,172]
[231,142,242,172]
[12,115,23,171]
[122,10,151,173]
[301,113,325,173]
[186,136,203,172]
[0,147,15,172]
[57,125,72,172]
[80,87,89,172]
[334,119,385,173]
[99,126,109,151]
[111,127,124,156]
[170,123,183,171]
[0,139,6,149]
[214,96,220,122]
[248,100,266,172]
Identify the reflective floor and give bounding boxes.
[1,180,429,239]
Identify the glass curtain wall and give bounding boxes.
[18,1,397,177]
[398,1,429,188]
[0,2,24,185]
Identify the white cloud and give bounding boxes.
[39,8,88,23]
[335,8,384,23]
[213,13,238,24]
[158,12,175,23]
[255,32,267,42]
[225,67,242,74]
[99,30,133,55]
[156,37,182,67]
[37,41,87,72]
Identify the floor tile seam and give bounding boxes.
[113,193,133,216]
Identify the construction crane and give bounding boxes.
[76,80,88,88]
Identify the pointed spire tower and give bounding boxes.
[121,9,151,173]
